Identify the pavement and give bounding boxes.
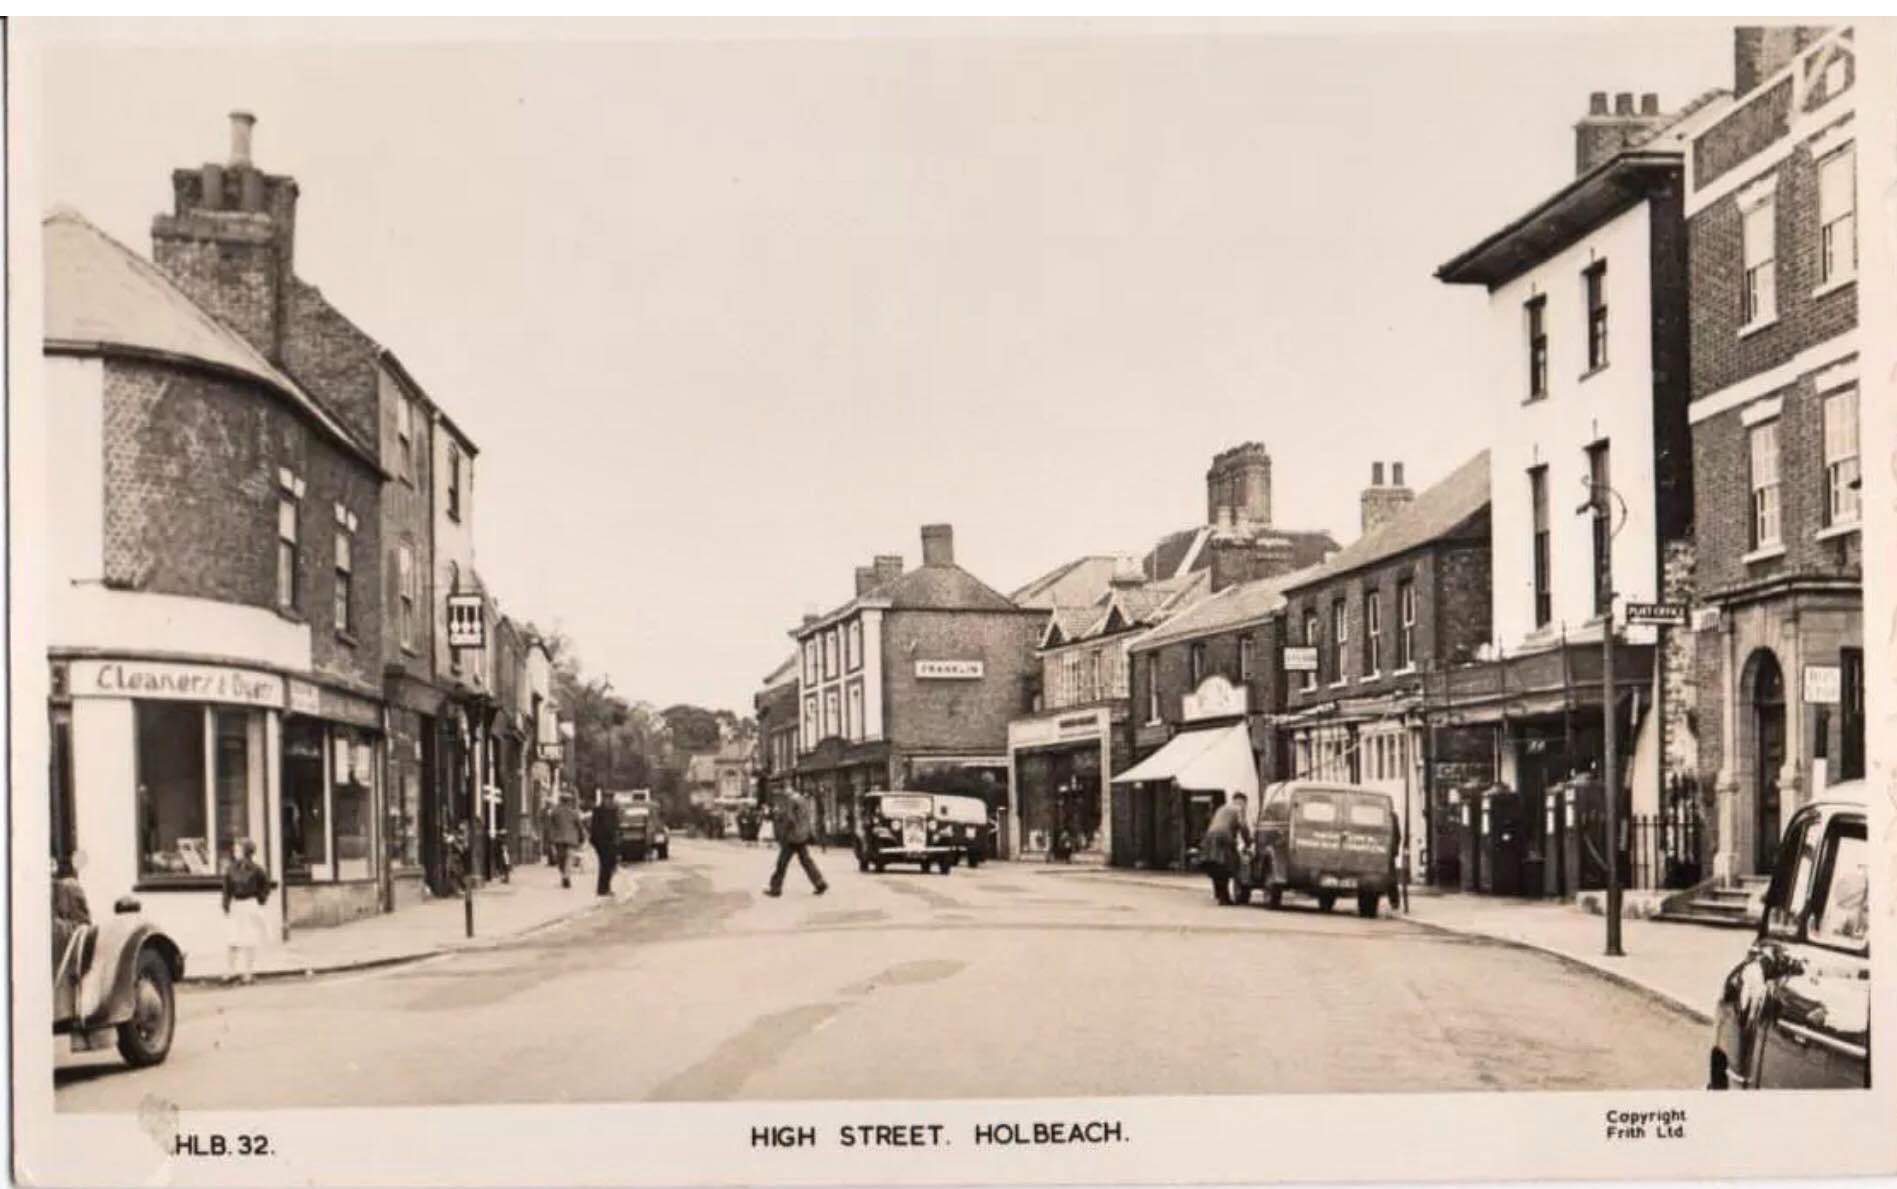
[57,837,1714,1108]
[184,854,640,983]
[1028,863,1747,1024]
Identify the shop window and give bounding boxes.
[1749,421,1781,550]
[1823,388,1860,528]
[1818,144,1856,285]
[283,719,329,878]
[333,728,375,881]
[137,703,263,880]
[1840,648,1864,781]
[392,761,421,868]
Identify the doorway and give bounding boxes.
[1750,652,1786,873]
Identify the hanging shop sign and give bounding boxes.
[447,593,486,650]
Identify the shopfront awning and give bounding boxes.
[1110,722,1258,799]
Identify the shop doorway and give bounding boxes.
[1750,652,1786,873]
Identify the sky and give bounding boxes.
[34,19,1732,714]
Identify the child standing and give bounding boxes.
[221,839,271,985]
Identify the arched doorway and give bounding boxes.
[1745,650,1786,873]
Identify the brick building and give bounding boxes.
[1683,26,1862,881]
[1277,453,1493,880]
[1118,569,1311,869]
[753,654,801,801]
[44,208,388,960]
[1005,558,1205,862]
[1435,88,1723,892]
[1142,443,1339,592]
[791,525,1044,844]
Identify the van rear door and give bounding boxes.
[1338,795,1395,879]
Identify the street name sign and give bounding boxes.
[1623,602,1688,627]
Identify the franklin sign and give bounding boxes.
[915,660,983,680]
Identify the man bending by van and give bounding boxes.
[1201,792,1251,906]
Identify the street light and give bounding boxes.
[1578,477,1629,958]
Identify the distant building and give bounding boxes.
[754,654,800,800]
[791,525,1045,843]
[1142,443,1339,592]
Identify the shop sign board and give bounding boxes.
[1803,665,1841,705]
[287,678,323,716]
[1282,646,1318,673]
[68,659,283,708]
[1183,675,1248,722]
[1623,601,1688,627]
[916,659,983,680]
[447,593,486,650]
[1010,708,1106,749]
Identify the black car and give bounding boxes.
[1709,780,1869,1090]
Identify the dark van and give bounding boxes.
[1236,781,1397,918]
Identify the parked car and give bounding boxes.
[611,792,657,862]
[53,883,185,1068]
[1709,780,1869,1090]
[930,793,995,868]
[1235,781,1398,918]
[856,790,960,874]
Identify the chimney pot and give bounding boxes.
[1614,92,1635,116]
[1589,91,1609,115]
[1392,461,1406,487]
[229,111,256,168]
[920,524,954,567]
[1371,461,1385,486]
[1640,92,1660,115]
[199,162,225,211]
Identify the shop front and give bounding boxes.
[794,737,890,845]
[1111,677,1259,870]
[51,655,285,967]
[382,673,439,911]
[1007,706,1118,862]
[281,678,386,929]
[1283,695,1428,882]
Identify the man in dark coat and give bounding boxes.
[764,789,827,897]
[588,791,619,897]
[1201,792,1252,906]
[548,793,585,889]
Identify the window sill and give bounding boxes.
[1327,680,1350,690]
[1392,665,1417,677]
[275,606,306,625]
[1521,393,1549,407]
[401,643,421,657]
[1812,274,1857,301]
[1577,363,1610,384]
[1738,315,1778,340]
[335,630,360,649]
[1360,673,1381,683]
[1743,544,1787,565]
[1814,522,1860,543]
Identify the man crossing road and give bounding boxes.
[764,788,827,897]
[588,791,619,897]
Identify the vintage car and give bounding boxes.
[53,884,185,1067]
[1709,780,1869,1090]
[855,791,961,874]
[1235,781,1398,918]
[611,792,658,862]
[929,794,996,868]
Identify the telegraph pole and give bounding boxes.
[1582,477,1627,959]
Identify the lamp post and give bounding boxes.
[1579,476,1629,958]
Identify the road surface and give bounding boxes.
[55,838,1705,1109]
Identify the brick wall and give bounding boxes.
[1688,147,1858,402]
[101,358,383,692]
[882,610,1043,754]
[1659,537,1700,778]
[378,366,434,680]
[1132,615,1290,781]
[283,280,383,451]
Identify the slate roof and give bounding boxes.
[1283,451,1490,594]
[1011,555,1119,609]
[1129,564,1322,652]
[42,209,379,469]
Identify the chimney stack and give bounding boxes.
[920,524,954,567]
[854,566,878,597]
[1108,555,1148,589]
[1205,442,1273,528]
[1734,26,1831,98]
[1573,88,1672,175]
[873,554,904,587]
[229,111,256,167]
[1361,460,1416,537]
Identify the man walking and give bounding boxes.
[764,788,827,897]
[548,792,584,889]
[588,790,619,898]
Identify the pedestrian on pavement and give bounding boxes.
[549,793,584,889]
[1200,792,1251,906]
[764,788,827,897]
[589,790,619,897]
[221,839,272,985]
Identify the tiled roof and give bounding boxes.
[1129,564,1322,652]
[42,209,378,469]
[1142,523,1338,580]
[1283,451,1490,593]
[881,563,1026,613]
[1011,555,1119,609]
[1042,605,1105,648]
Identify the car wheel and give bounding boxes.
[1317,893,1337,913]
[1356,892,1380,919]
[116,946,175,1068]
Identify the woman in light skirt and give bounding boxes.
[221,839,272,985]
